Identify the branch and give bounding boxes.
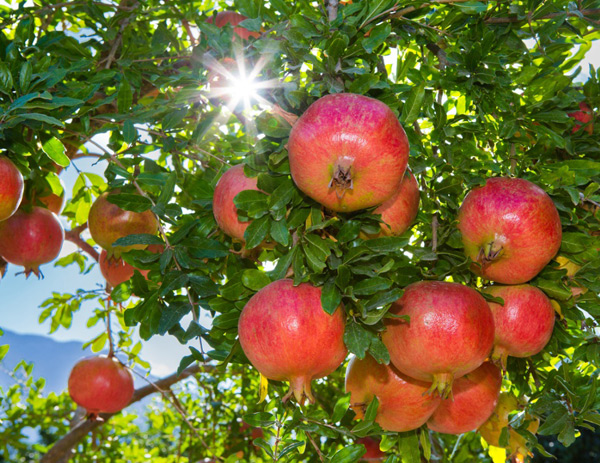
[39,364,204,463]
[65,223,99,263]
[327,0,338,22]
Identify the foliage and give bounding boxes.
[0,0,600,461]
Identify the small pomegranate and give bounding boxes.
[0,207,64,277]
[288,93,409,212]
[238,279,347,403]
[0,156,24,222]
[427,362,502,434]
[484,285,555,368]
[88,191,158,257]
[99,245,162,287]
[371,170,420,237]
[568,102,593,134]
[68,355,134,414]
[357,437,386,462]
[382,281,494,398]
[458,177,562,284]
[345,354,440,432]
[213,164,260,241]
[207,11,260,40]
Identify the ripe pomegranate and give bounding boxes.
[207,11,260,40]
[213,164,260,241]
[0,207,64,277]
[0,156,24,222]
[357,437,386,462]
[568,102,593,134]
[484,285,555,368]
[88,191,158,257]
[238,279,347,403]
[345,354,441,432]
[382,281,494,398]
[68,355,134,414]
[457,177,562,284]
[99,244,162,287]
[371,170,420,237]
[288,93,409,212]
[427,362,502,434]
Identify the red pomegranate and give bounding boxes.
[238,279,347,403]
[345,354,440,432]
[372,170,420,237]
[484,285,555,368]
[68,355,134,414]
[457,177,562,284]
[88,191,158,257]
[0,156,24,222]
[568,102,593,134]
[427,362,502,434]
[357,437,386,462]
[0,207,64,277]
[207,11,260,40]
[288,93,409,212]
[213,164,260,241]
[99,244,162,287]
[382,281,494,398]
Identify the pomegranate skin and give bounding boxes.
[213,164,260,241]
[0,156,24,221]
[345,354,441,432]
[458,177,562,284]
[382,281,494,398]
[372,170,420,236]
[99,250,147,287]
[484,285,555,366]
[88,191,158,257]
[68,356,134,414]
[238,279,347,403]
[356,437,386,462]
[207,11,260,40]
[288,93,409,212]
[0,207,64,277]
[427,362,502,435]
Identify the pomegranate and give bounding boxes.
[207,11,260,40]
[213,164,261,241]
[0,207,64,278]
[484,285,555,368]
[68,355,134,414]
[568,102,593,134]
[99,244,162,287]
[238,279,347,403]
[88,191,158,257]
[357,437,386,462]
[371,170,420,237]
[345,354,440,432]
[26,178,67,215]
[0,156,24,222]
[382,281,494,398]
[427,362,502,434]
[458,177,562,284]
[288,93,409,212]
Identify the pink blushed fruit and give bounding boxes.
[0,156,24,222]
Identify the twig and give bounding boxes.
[432,214,439,252]
[485,8,600,23]
[65,223,99,262]
[102,0,139,69]
[327,0,339,22]
[305,431,325,462]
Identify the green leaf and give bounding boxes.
[243,412,276,427]
[332,394,350,423]
[401,83,426,126]
[19,61,32,93]
[331,444,366,463]
[117,77,132,113]
[234,190,270,218]
[156,172,177,209]
[364,237,409,253]
[353,277,392,296]
[0,62,13,93]
[0,345,9,362]
[123,120,137,144]
[362,23,391,53]
[322,277,342,315]
[344,321,372,359]
[244,215,270,249]
[106,193,153,212]
[242,269,271,291]
[398,431,421,463]
[270,219,290,246]
[41,137,70,167]
[113,234,164,247]
[420,429,431,461]
[454,1,488,14]
[158,303,191,335]
[368,336,390,364]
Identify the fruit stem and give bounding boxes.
[283,376,314,405]
[427,372,454,399]
[477,240,504,265]
[491,345,509,372]
[328,157,354,199]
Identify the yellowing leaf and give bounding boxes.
[488,445,507,463]
[258,372,268,404]
[551,299,564,319]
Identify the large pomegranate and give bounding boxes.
[88,191,158,257]
[345,354,441,432]
[238,279,347,403]
[371,170,420,237]
[68,355,134,414]
[457,177,562,284]
[207,11,260,40]
[0,156,24,221]
[213,164,260,241]
[427,362,502,434]
[484,285,555,368]
[288,93,409,212]
[0,207,64,277]
[382,281,494,398]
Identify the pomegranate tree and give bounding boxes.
[238,279,347,403]
[0,207,64,277]
[382,281,494,398]
[88,191,158,257]
[288,93,409,212]
[345,354,440,432]
[371,170,420,237]
[213,164,260,241]
[207,11,260,40]
[0,156,24,222]
[68,356,134,414]
[458,177,562,284]
[427,362,502,434]
[484,284,555,368]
